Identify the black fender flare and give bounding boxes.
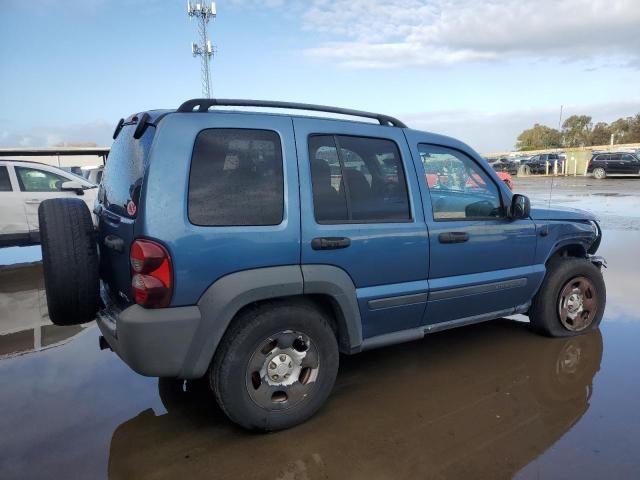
[179,265,363,378]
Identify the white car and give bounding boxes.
[0,160,98,247]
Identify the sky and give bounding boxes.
[0,0,639,153]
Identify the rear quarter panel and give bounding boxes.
[140,112,300,306]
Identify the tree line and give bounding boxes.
[516,113,640,151]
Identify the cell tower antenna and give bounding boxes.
[187,1,217,98]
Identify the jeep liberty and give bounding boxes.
[38,99,606,431]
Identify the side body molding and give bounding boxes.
[182,266,304,378]
[301,265,363,354]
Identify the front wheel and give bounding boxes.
[593,167,606,179]
[210,300,339,431]
[529,258,606,337]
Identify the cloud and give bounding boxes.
[401,99,640,153]
[233,0,640,69]
[0,122,113,148]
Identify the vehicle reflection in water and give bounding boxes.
[108,320,602,480]
[0,264,88,357]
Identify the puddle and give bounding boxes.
[1,190,639,479]
[0,246,42,268]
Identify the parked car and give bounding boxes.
[521,153,563,174]
[37,99,606,432]
[82,166,104,185]
[0,160,97,247]
[587,152,640,179]
[496,171,514,190]
[491,158,519,175]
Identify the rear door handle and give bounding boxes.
[104,234,124,253]
[311,237,351,250]
[25,199,40,204]
[438,232,470,244]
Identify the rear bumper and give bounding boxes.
[97,295,201,378]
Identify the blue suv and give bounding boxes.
[38,99,606,431]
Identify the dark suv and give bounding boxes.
[37,99,607,431]
[587,151,640,179]
[522,153,564,174]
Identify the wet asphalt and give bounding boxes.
[1,177,640,480]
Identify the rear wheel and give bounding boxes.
[593,167,606,179]
[38,198,99,325]
[529,258,606,337]
[210,300,339,431]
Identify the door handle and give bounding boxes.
[25,199,40,204]
[438,232,469,244]
[104,234,124,253]
[311,237,351,250]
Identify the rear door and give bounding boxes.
[0,164,30,245]
[97,122,155,306]
[620,154,640,174]
[606,154,624,174]
[294,118,429,340]
[404,133,541,326]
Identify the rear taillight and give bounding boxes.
[130,239,172,308]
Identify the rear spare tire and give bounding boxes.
[38,198,99,325]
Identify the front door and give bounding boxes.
[605,154,626,174]
[404,136,541,326]
[294,118,429,340]
[619,153,640,174]
[13,165,78,234]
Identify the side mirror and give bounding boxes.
[61,181,85,196]
[510,194,530,219]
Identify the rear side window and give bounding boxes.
[0,166,11,191]
[308,135,411,223]
[100,124,154,217]
[189,129,284,226]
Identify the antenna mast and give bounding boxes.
[187,1,217,98]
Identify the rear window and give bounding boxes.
[188,129,284,226]
[99,124,154,217]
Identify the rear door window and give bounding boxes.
[308,135,349,222]
[188,129,284,226]
[308,135,411,223]
[0,166,11,191]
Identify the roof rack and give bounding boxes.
[177,98,407,128]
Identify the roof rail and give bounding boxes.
[177,98,407,128]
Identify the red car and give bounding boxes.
[426,172,513,191]
[496,172,514,190]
